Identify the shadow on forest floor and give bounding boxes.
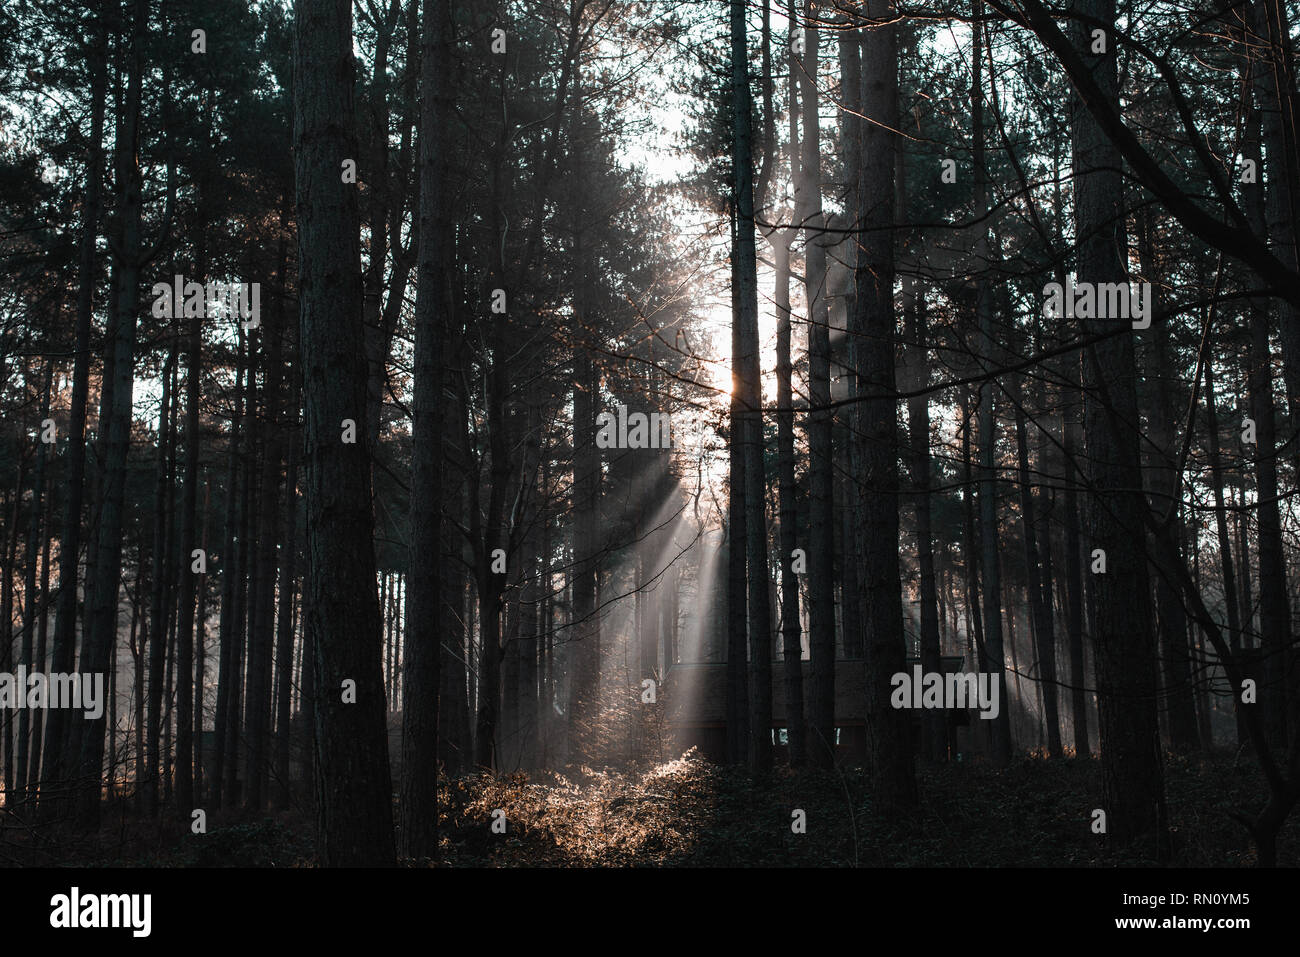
[11,747,1290,866]
[432,747,1291,867]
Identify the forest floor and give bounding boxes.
[427,748,1290,867]
[59,746,1294,867]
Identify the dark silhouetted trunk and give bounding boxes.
[75,0,149,828]
[854,0,916,810]
[1014,394,1062,758]
[212,332,245,808]
[244,221,288,811]
[16,362,53,805]
[1243,57,1292,748]
[294,0,396,865]
[41,1,106,817]
[274,403,300,811]
[1062,413,1089,757]
[400,0,450,857]
[731,0,772,773]
[1070,0,1167,854]
[905,278,945,762]
[801,0,837,769]
[1203,358,1246,746]
[972,2,1013,765]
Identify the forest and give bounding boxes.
[0,0,1298,873]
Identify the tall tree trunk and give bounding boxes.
[243,223,288,810]
[1136,210,1199,753]
[801,0,837,769]
[1014,393,1062,758]
[274,405,300,811]
[854,0,916,810]
[16,362,53,805]
[439,450,469,773]
[569,114,602,765]
[972,1,1013,766]
[173,260,205,816]
[194,483,210,803]
[1,473,20,803]
[41,0,106,817]
[27,484,53,794]
[1063,412,1090,757]
[401,0,450,857]
[519,509,540,771]
[362,0,394,449]
[75,0,149,828]
[731,0,773,774]
[235,353,260,805]
[725,214,749,766]
[1203,357,1246,746]
[1254,0,1300,423]
[294,0,396,865]
[472,288,512,770]
[1243,52,1292,749]
[905,279,945,762]
[1070,0,1167,854]
[212,332,245,808]
[774,229,804,767]
[961,389,986,672]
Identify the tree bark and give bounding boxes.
[801,0,837,769]
[1062,412,1090,757]
[774,230,804,767]
[75,0,149,828]
[906,280,945,762]
[1203,357,1246,746]
[972,1,1013,766]
[854,0,916,810]
[243,220,288,811]
[274,399,300,810]
[1136,210,1199,753]
[1014,392,1062,757]
[16,362,53,805]
[731,0,773,773]
[1243,46,1292,748]
[401,0,450,855]
[294,0,396,865]
[1070,0,1167,854]
[40,0,106,818]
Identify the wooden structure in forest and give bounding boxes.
[664,655,986,763]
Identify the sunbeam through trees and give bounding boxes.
[0,0,1298,930]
